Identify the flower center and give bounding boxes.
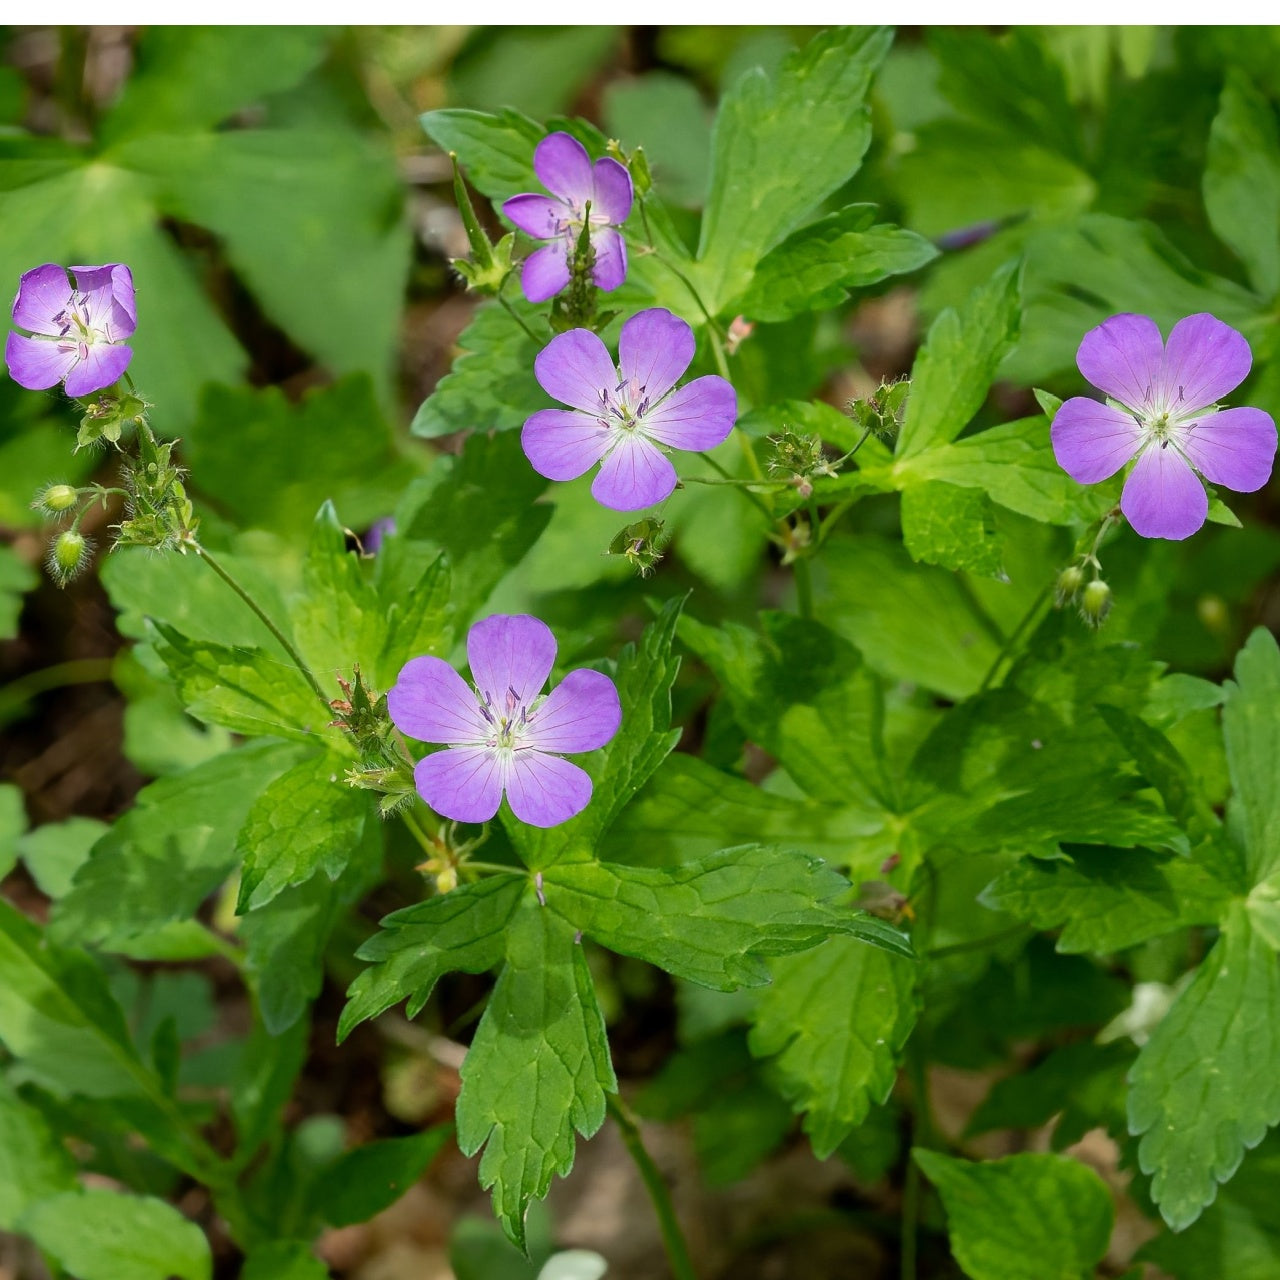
[597,376,651,433]
[477,685,532,750]
[51,292,97,344]
[555,199,610,240]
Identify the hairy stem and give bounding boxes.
[606,1093,698,1280]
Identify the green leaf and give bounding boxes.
[411,297,546,439]
[456,902,615,1250]
[0,1078,78,1230]
[544,845,910,992]
[18,816,109,900]
[897,262,1022,459]
[19,1187,211,1280]
[231,1015,310,1166]
[749,938,916,1156]
[54,741,309,947]
[1224,628,1280,883]
[1205,71,1280,298]
[241,1241,330,1280]
[914,1150,1114,1280]
[420,107,545,202]
[901,481,1007,578]
[695,26,892,313]
[602,72,712,208]
[0,783,25,880]
[504,600,683,869]
[737,206,937,321]
[1129,904,1280,1230]
[339,876,526,1041]
[981,845,1231,954]
[310,1126,451,1227]
[0,544,36,641]
[399,432,553,628]
[149,622,330,743]
[236,752,371,909]
[373,538,453,690]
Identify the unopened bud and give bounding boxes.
[1079,578,1112,628]
[47,530,91,586]
[34,484,78,515]
[1054,564,1085,607]
[608,516,667,578]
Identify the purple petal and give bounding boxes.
[618,308,695,404]
[1076,313,1164,411]
[524,669,621,754]
[71,264,136,341]
[503,193,567,241]
[505,751,593,827]
[63,343,132,397]
[5,332,77,390]
[415,748,506,824]
[387,655,488,746]
[11,264,72,336]
[534,133,594,204]
[592,434,678,511]
[1178,407,1277,493]
[467,614,557,708]
[591,156,633,225]
[534,328,615,413]
[1050,397,1143,483]
[522,409,613,481]
[1162,313,1252,413]
[642,376,737,452]
[590,227,627,293]
[520,241,571,304]
[1121,444,1208,541]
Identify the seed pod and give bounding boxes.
[1079,578,1113,628]
[47,530,92,586]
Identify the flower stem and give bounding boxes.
[192,543,331,712]
[606,1093,698,1280]
[498,286,543,345]
[975,581,1053,694]
[794,556,814,620]
[698,451,776,522]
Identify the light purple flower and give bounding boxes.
[503,133,633,303]
[1052,313,1277,540]
[388,614,621,828]
[523,307,737,511]
[5,263,136,397]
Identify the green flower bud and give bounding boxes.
[1054,563,1085,607]
[47,530,92,586]
[34,484,79,515]
[1079,578,1113,628]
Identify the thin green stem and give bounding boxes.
[650,251,723,338]
[976,581,1053,694]
[606,1093,698,1280]
[900,1155,921,1280]
[699,452,776,522]
[497,287,543,344]
[925,923,1030,961]
[192,543,330,710]
[0,658,115,721]
[794,556,814,620]
[461,861,526,878]
[401,807,439,859]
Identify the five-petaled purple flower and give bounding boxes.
[388,614,621,828]
[6,263,136,398]
[503,133,633,303]
[1052,312,1277,540]
[523,307,737,511]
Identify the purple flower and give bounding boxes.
[364,517,396,554]
[523,308,737,511]
[1052,313,1277,540]
[388,614,621,828]
[503,133,633,303]
[5,263,136,397]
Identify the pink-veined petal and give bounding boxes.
[591,433,678,511]
[387,655,489,746]
[618,308,694,403]
[63,343,131,397]
[505,751,593,827]
[1050,396,1143,483]
[467,614,557,708]
[1121,443,1208,541]
[590,227,627,293]
[4,332,77,390]
[11,264,73,336]
[71,263,136,341]
[1162,313,1253,413]
[534,327,615,412]
[642,375,737,452]
[1177,406,1277,493]
[524,669,621,754]
[591,156,633,224]
[534,132,594,204]
[522,408,613,481]
[503,193,567,240]
[520,241,571,304]
[1076,313,1164,412]
[415,747,507,824]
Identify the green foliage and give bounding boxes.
[915,1150,1114,1280]
[0,1080,78,1229]
[310,1127,452,1227]
[1224,628,1280,882]
[0,545,35,640]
